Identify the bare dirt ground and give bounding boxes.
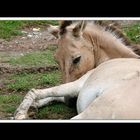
[0,27,57,52]
[0,27,58,73]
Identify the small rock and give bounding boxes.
[47,36,56,41]
[9,117,14,120]
[34,35,40,39]
[21,37,26,39]
[9,45,13,48]
[27,34,33,38]
[33,28,40,32]
[0,39,5,44]
[0,45,4,48]
[20,53,24,56]
[33,32,39,35]
[21,31,28,34]
[15,41,19,44]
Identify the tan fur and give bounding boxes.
[72,58,140,119]
[55,21,139,83]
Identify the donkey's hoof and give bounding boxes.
[14,114,28,120]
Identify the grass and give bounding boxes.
[123,23,140,44]
[37,102,77,119]
[0,21,23,40]
[0,71,76,120]
[0,94,77,119]
[8,50,58,67]
[0,69,64,119]
[0,91,76,119]
[0,20,58,40]
[0,95,23,116]
[4,71,62,92]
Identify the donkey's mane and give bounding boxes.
[60,21,132,47]
[85,21,132,48]
[93,21,140,56]
[94,21,132,46]
[59,21,140,56]
[81,22,130,50]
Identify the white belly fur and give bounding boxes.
[76,58,140,114]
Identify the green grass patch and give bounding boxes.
[0,21,23,40]
[123,23,140,44]
[5,71,62,92]
[8,50,57,67]
[0,93,77,119]
[0,95,23,114]
[0,20,58,40]
[0,95,23,104]
[37,102,77,119]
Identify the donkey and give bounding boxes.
[14,21,140,120]
[48,20,140,106]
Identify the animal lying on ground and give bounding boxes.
[14,21,140,119]
[47,20,140,106]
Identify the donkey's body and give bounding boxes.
[14,21,140,120]
[75,58,140,118]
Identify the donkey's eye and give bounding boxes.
[73,56,81,64]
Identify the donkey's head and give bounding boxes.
[49,21,139,83]
[48,21,95,83]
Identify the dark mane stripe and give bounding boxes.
[94,21,140,56]
[94,20,132,46]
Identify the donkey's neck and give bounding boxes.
[84,24,139,67]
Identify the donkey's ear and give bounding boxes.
[73,21,87,37]
[59,21,72,35]
[47,25,60,38]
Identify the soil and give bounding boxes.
[0,28,57,53]
[0,26,59,80]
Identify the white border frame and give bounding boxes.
[1,17,140,123]
[1,120,140,123]
[0,17,140,20]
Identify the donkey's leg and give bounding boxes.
[32,97,65,108]
[14,69,93,120]
[14,82,80,120]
